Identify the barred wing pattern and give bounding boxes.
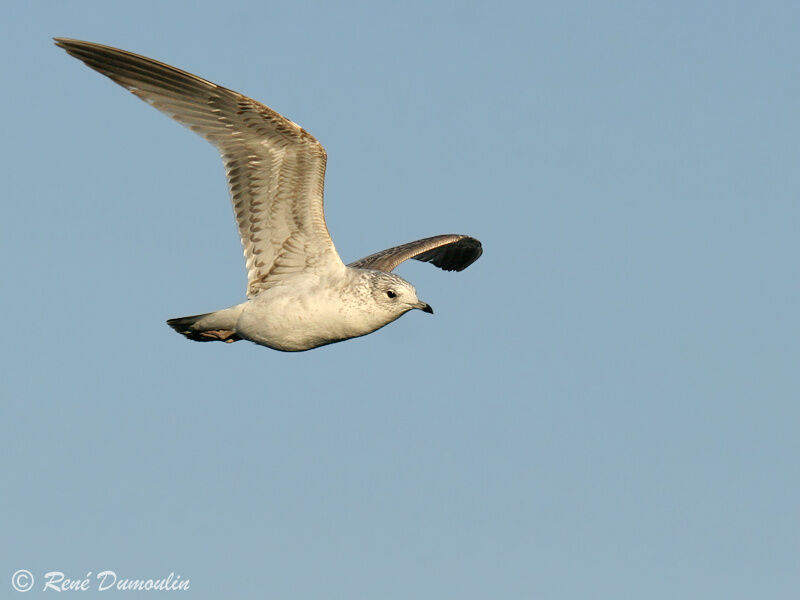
[55,38,341,297]
[348,235,482,273]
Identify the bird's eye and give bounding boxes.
[386,290,397,298]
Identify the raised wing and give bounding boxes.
[55,38,342,297]
[348,234,482,272]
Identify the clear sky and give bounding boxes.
[2,1,798,598]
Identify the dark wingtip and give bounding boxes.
[431,236,483,271]
[53,37,75,49]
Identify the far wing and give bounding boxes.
[348,235,482,273]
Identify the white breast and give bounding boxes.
[235,273,397,351]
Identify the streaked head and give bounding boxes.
[369,272,433,316]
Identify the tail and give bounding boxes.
[166,304,245,343]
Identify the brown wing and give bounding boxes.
[55,38,342,297]
[348,234,482,272]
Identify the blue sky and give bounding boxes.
[2,1,798,598]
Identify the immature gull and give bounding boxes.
[55,38,482,352]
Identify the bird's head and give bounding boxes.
[370,272,433,317]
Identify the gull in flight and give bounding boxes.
[55,38,482,352]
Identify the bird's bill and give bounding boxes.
[416,302,434,314]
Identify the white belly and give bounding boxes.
[235,281,396,352]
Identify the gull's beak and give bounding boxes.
[417,302,434,314]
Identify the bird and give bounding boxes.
[55,38,482,352]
